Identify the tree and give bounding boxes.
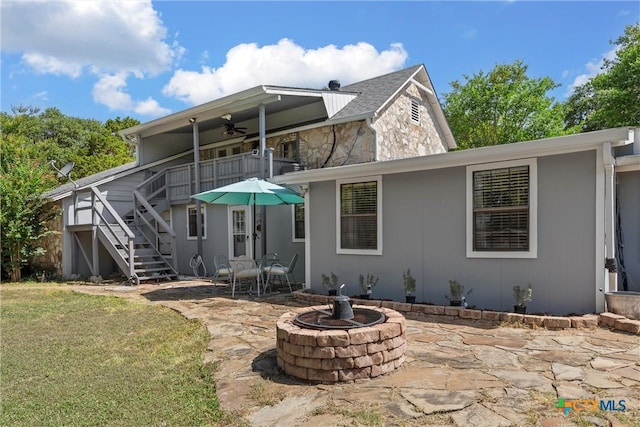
[0,107,139,280]
[0,107,138,183]
[564,24,640,131]
[0,134,59,281]
[442,60,568,149]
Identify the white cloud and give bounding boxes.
[566,47,617,95]
[163,39,408,105]
[22,53,83,78]
[1,0,181,76]
[1,0,179,115]
[92,73,170,117]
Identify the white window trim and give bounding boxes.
[466,158,537,259]
[291,204,305,242]
[186,204,207,240]
[336,175,383,255]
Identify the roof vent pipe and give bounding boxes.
[328,80,341,91]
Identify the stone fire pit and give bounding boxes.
[276,305,406,382]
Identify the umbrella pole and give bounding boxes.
[252,200,257,259]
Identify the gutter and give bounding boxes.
[273,127,635,185]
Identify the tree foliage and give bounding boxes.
[0,107,138,183]
[0,107,139,280]
[442,60,568,149]
[0,134,59,281]
[564,23,640,131]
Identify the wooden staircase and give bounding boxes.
[98,224,177,284]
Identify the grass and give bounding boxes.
[248,380,285,406]
[0,285,228,426]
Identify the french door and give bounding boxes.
[228,206,252,259]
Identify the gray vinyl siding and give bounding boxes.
[308,150,598,315]
[618,170,640,291]
[168,203,304,279]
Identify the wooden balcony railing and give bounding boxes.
[137,152,299,204]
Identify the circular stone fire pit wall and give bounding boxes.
[276,305,406,382]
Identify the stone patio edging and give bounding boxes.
[292,290,640,335]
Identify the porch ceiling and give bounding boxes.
[121,88,332,139]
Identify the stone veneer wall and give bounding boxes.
[263,83,449,170]
[30,201,63,278]
[374,82,448,161]
[265,122,376,169]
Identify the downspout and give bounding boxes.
[259,104,266,258]
[366,117,378,161]
[603,142,617,293]
[191,118,203,257]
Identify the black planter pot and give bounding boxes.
[328,289,337,296]
[514,305,527,314]
[358,294,370,299]
[405,295,416,304]
[449,300,462,307]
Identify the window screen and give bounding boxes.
[340,181,378,250]
[473,165,529,251]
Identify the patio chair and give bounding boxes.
[266,253,298,293]
[232,255,263,298]
[260,252,279,292]
[212,254,233,288]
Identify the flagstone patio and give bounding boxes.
[74,281,639,427]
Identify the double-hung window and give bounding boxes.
[337,176,382,255]
[466,159,537,258]
[187,205,206,240]
[292,203,305,241]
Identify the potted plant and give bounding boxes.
[358,273,378,299]
[513,284,532,314]
[403,269,416,303]
[446,280,472,306]
[321,273,339,296]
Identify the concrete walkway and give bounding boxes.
[74,281,639,427]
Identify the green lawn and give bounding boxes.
[0,285,230,426]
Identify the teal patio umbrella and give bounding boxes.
[192,177,304,256]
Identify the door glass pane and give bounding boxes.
[232,209,247,257]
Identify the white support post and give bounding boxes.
[191,118,203,257]
[603,142,617,293]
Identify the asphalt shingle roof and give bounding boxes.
[44,162,138,200]
[331,64,422,120]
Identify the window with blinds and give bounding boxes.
[340,180,378,250]
[473,165,529,251]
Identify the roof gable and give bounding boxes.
[331,65,423,120]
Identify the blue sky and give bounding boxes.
[2,1,638,123]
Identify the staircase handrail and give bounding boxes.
[133,190,176,238]
[136,169,167,196]
[92,187,135,239]
[91,187,135,279]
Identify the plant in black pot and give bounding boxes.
[513,284,532,314]
[358,273,378,299]
[403,269,416,303]
[321,273,339,295]
[446,280,472,306]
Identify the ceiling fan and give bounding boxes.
[221,114,247,136]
